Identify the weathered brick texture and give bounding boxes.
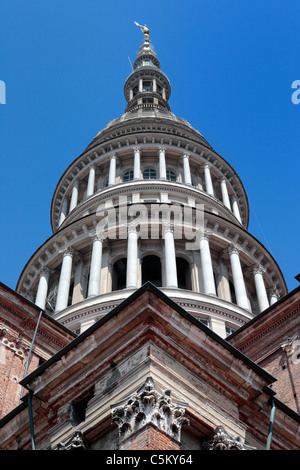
[119,423,181,450]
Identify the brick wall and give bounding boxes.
[0,339,39,418]
[119,423,181,450]
[259,348,300,414]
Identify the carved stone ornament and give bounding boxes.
[111,377,189,442]
[202,425,255,450]
[56,431,87,450]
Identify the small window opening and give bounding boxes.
[69,387,94,426]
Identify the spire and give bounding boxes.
[124,23,171,113]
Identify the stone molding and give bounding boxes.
[111,377,189,443]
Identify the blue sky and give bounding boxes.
[0,0,299,293]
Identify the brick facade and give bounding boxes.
[119,423,181,450]
[0,282,75,419]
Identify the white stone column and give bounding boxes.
[86,165,96,197]
[268,286,280,305]
[88,234,104,297]
[55,247,75,312]
[199,231,216,296]
[231,196,242,224]
[163,223,178,288]
[133,146,141,180]
[35,268,51,310]
[126,223,138,288]
[69,179,80,213]
[108,154,117,186]
[183,153,192,185]
[250,264,269,312]
[158,146,167,180]
[227,244,249,310]
[203,163,214,196]
[219,177,231,209]
[58,197,69,227]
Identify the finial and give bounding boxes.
[134,21,150,39]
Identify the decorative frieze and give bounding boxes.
[111,377,189,443]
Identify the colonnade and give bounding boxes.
[58,148,243,227]
[34,228,278,316]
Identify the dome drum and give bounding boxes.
[17,203,285,338]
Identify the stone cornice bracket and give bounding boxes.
[56,431,87,450]
[111,377,189,443]
[202,425,256,450]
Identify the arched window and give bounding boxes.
[112,258,127,291]
[123,170,134,182]
[176,258,192,290]
[143,168,157,180]
[166,170,176,182]
[142,255,162,287]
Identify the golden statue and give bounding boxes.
[134,21,150,39]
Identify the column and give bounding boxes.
[231,196,242,224]
[35,268,51,310]
[268,286,280,305]
[69,179,80,213]
[86,165,96,197]
[250,264,269,312]
[182,153,192,185]
[203,163,214,196]
[158,146,167,180]
[108,154,117,186]
[58,197,69,227]
[219,177,231,209]
[153,78,157,93]
[55,247,76,312]
[199,231,216,296]
[126,223,138,288]
[226,244,249,310]
[163,223,178,288]
[139,78,143,93]
[88,234,104,297]
[133,146,141,180]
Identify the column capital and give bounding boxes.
[203,162,212,169]
[199,230,213,241]
[158,145,166,153]
[248,263,265,275]
[128,222,139,233]
[133,145,141,153]
[162,221,174,236]
[111,377,189,443]
[89,229,105,241]
[223,243,240,257]
[40,266,55,277]
[268,285,280,296]
[182,151,190,159]
[60,245,77,257]
[218,176,227,183]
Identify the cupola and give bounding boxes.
[124,22,171,112]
